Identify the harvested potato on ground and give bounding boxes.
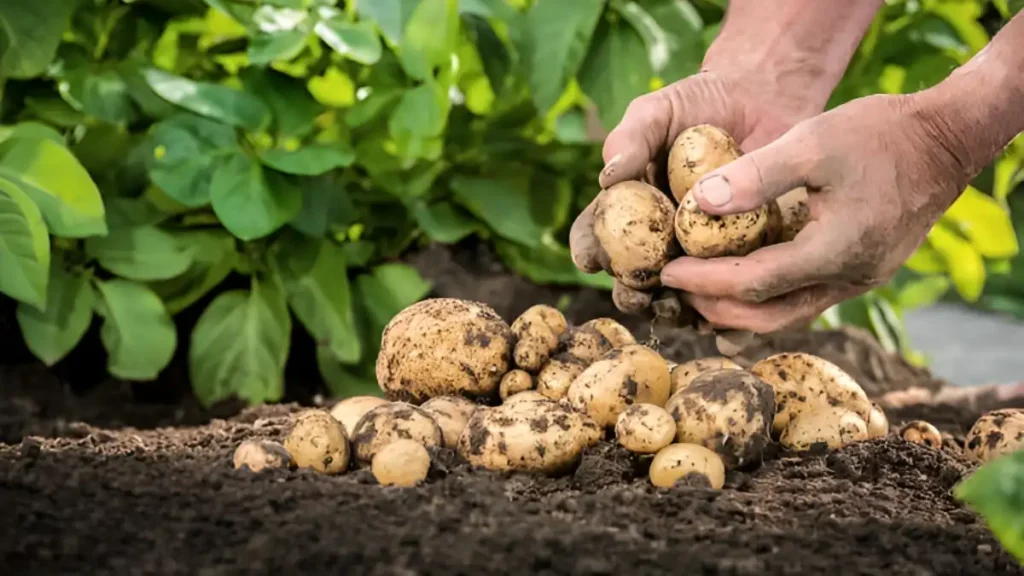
[667,124,741,202]
[964,409,1024,462]
[329,396,390,437]
[505,390,552,405]
[670,357,742,395]
[781,407,868,451]
[568,345,672,428]
[560,326,614,365]
[421,395,479,448]
[593,180,680,290]
[616,404,676,454]
[535,354,588,400]
[649,443,726,489]
[675,191,771,258]
[232,439,294,473]
[866,403,889,439]
[751,352,872,436]
[664,369,774,468]
[284,410,351,474]
[371,439,431,487]
[351,402,443,464]
[376,298,514,403]
[511,304,567,372]
[581,318,636,348]
[765,187,810,244]
[457,397,598,474]
[900,420,941,448]
[500,369,534,400]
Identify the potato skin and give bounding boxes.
[535,354,588,400]
[664,369,774,468]
[329,396,390,438]
[616,404,676,454]
[900,420,941,449]
[581,318,636,348]
[593,180,680,290]
[964,409,1024,462]
[232,439,294,472]
[866,403,889,439]
[781,407,868,451]
[675,192,771,258]
[649,443,726,489]
[560,325,614,365]
[371,439,431,487]
[511,305,567,372]
[351,402,443,464]
[670,357,742,396]
[500,369,534,400]
[765,187,810,244]
[667,124,741,202]
[567,345,672,428]
[421,395,479,448]
[504,390,552,405]
[284,410,351,474]
[376,298,514,403]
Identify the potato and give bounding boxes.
[376,298,514,403]
[667,124,741,202]
[329,395,390,437]
[500,369,534,400]
[649,443,726,489]
[457,397,598,474]
[900,420,941,449]
[751,352,872,436]
[613,281,653,314]
[670,356,742,395]
[866,403,889,439]
[505,390,552,405]
[765,187,810,244]
[964,409,1024,462]
[351,402,443,464]
[593,180,680,290]
[371,439,431,487]
[535,354,588,400]
[781,407,868,451]
[567,344,672,428]
[675,191,771,259]
[615,404,676,454]
[284,410,351,474]
[561,325,614,364]
[232,439,294,472]
[421,395,479,448]
[581,318,636,348]
[511,304,568,372]
[664,369,774,468]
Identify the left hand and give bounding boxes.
[660,93,971,332]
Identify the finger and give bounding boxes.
[612,281,652,315]
[569,193,610,273]
[685,284,863,333]
[599,91,675,189]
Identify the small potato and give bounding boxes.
[581,318,636,348]
[329,396,390,437]
[964,409,1024,462]
[616,404,676,454]
[284,410,351,474]
[371,439,431,487]
[649,443,726,489]
[593,180,681,290]
[560,326,614,365]
[568,344,672,428]
[670,357,742,395]
[512,304,567,372]
[232,439,294,472]
[376,298,514,403]
[351,402,443,464]
[675,191,771,259]
[751,352,872,436]
[667,124,741,202]
[900,420,942,449]
[765,187,810,244]
[781,407,868,452]
[500,369,534,400]
[866,403,889,439]
[664,369,774,468]
[535,355,588,400]
[421,395,479,448]
[613,281,653,314]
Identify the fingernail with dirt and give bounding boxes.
[696,175,732,207]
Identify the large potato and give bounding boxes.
[511,304,568,372]
[421,395,479,448]
[964,409,1024,462]
[284,410,351,474]
[329,396,390,438]
[376,298,514,403]
[751,352,872,436]
[457,397,598,474]
[664,368,774,468]
[670,356,742,396]
[781,407,868,451]
[567,344,672,428]
[593,180,680,290]
[667,124,741,202]
[649,443,726,489]
[615,404,676,454]
[351,402,443,464]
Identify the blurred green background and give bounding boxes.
[0,0,1022,406]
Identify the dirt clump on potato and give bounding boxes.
[649,443,726,489]
[781,407,868,452]
[371,439,431,487]
[284,410,351,475]
[900,420,942,449]
[421,395,479,448]
[670,356,742,395]
[329,396,389,437]
[511,305,568,372]
[375,298,514,404]
[567,344,672,428]
[500,369,534,400]
[964,408,1024,462]
[232,439,294,473]
[615,404,676,454]
[351,402,443,464]
[593,181,680,290]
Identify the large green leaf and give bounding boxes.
[358,0,420,46]
[954,450,1024,563]
[94,279,177,381]
[289,173,358,237]
[399,0,460,80]
[273,233,361,364]
[0,177,50,309]
[616,0,704,82]
[149,229,238,315]
[58,67,136,126]
[315,18,382,65]
[450,174,545,248]
[0,122,65,145]
[141,68,271,131]
[928,221,986,302]
[389,80,451,140]
[943,185,1020,259]
[210,152,302,240]
[239,68,323,139]
[0,136,106,238]
[85,226,194,281]
[189,277,291,407]
[0,1,78,79]
[249,29,308,65]
[579,17,652,130]
[257,144,355,175]
[522,0,605,113]
[356,263,433,333]
[146,113,240,208]
[16,257,94,366]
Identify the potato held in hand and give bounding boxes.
[284,410,351,474]
[376,298,513,403]
[568,344,672,428]
[593,180,680,290]
[965,409,1024,462]
[667,124,741,202]
[351,402,443,464]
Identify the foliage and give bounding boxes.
[955,449,1024,564]
[0,0,1021,405]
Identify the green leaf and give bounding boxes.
[0,122,65,145]
[399,0,459,80]
[210,153,302,241]
[0,177,49,309]
[943,185,1020,259]
[0,1,78,79]
[450,174,545,248]
[257,144,355,175]
[239,68,323,139]
[896,276,951,310]
[289,173,357,236]
[389,80,451,139]
[149,229,238,315]
[273,233,361,364]
[146,114,240,207]
[104,196,170,231]
[16,257,94,366]
[904,241,947,274]
[623,0,704,82]
[85,226,194,281]
[356,263,432,332]
[58,67,136,126]
[94,279,177,381]
[358,0,420,46]
[0,136,106,238]
[249,29,309,65]
[315,18,382,65]
[189,277,291,407]
[579,17,652,130]
[412,200,478,243]
[928,221,986,303]
[141,68,272,131]
[522,0,606,113]
[317,347,382,398]
[954,450,1024,564]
